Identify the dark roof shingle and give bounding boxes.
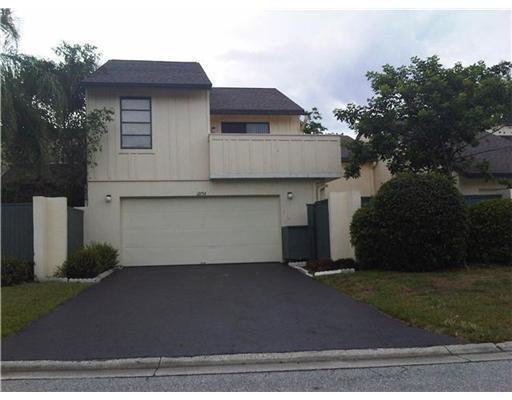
[210,87,304,115]
[82,60,212,89]
[459,133,512,178]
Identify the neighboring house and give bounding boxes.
[82,60,341,266]
[456,129,512,196]
[323,135,391,198]
[324,130,512,199]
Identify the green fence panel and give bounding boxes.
[1,203,34,261]
[67,207,84,256]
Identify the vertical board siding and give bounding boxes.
[1,203,34,261]
[209,135,342,178]
[88,88,210,182]
[67,208,84,256]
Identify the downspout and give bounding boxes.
[371,161,378,195]
[315,181,327,201]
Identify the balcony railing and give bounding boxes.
[209,134,342,179]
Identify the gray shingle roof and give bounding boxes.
[459,133,512,178]
[82,60,212,89]
[210,87,305,115]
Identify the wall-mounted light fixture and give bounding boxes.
[105,194,112,203]
[287,192,294,200]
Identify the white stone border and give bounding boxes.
[40,267,121,284]
[288,262,354,278]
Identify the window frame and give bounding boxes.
[120,96,152,149]
[221,122,270,134]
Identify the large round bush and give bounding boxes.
[350,204,381,268]
[467,198,512,264]
[350,173,468,271]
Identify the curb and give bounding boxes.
[2,343,511,380]
[40,267,121,284]
[288,262,355,278]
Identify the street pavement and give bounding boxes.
[3,360,511,391]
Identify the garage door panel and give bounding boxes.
[123,229,209,248]
[123,211,204,230]
[121,197,281,266]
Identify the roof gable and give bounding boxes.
[82,60,212,89]
[210,87,304,115]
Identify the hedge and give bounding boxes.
[350,173,468,271]
[467,198,512,264]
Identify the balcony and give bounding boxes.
[209,134,342,179]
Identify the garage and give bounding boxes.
[120,196,282,266]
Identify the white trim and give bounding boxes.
[40,268,120,284]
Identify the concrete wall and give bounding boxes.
[210,114,301,134]
[33,197,68,279]
[325,162,392,197]
[84,180,318,253]
[327,191,361,260]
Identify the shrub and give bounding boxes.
[467,198,512,264]
[58,242,119,279]
[350,205,381,269]
[306,258,335,272]
[350,173,468,271]
[86,242,119,272]
[332,258,358,270]
[305,258,357,273]
[1,258,34,286]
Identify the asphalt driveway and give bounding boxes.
[2,263,458,361]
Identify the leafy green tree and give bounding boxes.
[334,56,512,179]
[1,42,113,205]
[301,107,327,134]
[0,8,19,53]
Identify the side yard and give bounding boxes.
[319,266,512,343]
[2,282,91,338]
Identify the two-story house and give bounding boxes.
[82,60,341,266]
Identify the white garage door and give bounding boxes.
[121,196,282,266]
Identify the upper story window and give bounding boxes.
[221,122,269,134]
[120,97,152,149]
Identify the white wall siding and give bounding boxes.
[87,87,210,182]
[209,134,342,179]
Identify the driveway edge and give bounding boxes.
[2,343,511,380]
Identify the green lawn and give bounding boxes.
[319,266,512,343]
[1,281,91,338]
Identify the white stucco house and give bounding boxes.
[82,60,342,267]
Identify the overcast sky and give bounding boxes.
[13,8,512,133]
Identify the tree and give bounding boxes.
[0,8,19,53]
[334,56,512,179]
[301,107,327,134]
[1,42,113,205]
